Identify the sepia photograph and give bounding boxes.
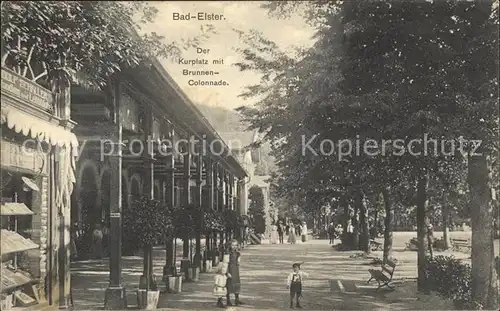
[0,1,498,310]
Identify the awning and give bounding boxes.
[1,229,39,255]
[1,105,79,149]
[1,203,34,216]
[1,266,33,292]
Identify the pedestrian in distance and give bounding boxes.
[277,221,284,244]
[296,222,302,237]
[286,262,308,309]
[335,224,343,244]
[270,221,278,244]
[90,223,103,259]
[300,221,307,243]
[328,222,335,244]
[288,223,297,244]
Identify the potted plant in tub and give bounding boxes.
[165,233,182,293]
[124,196,170,309]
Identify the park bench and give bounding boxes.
[370,239,382,251]
[451,238,471,252]
[367,259,397,291]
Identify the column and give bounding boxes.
[194,151,203,268]
[236,178,243,242]
[205,157,213,256]
[182,142,191,259]
[212,162,219,266]
[163,126,175,277]
[140,107,155,289]
[219,167,225,250]
[228,174,233,241]
[57,86,71,309]
[104,79,126,309]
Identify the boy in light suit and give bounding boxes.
[286,262,308,308]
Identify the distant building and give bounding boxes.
[219,130,272,232]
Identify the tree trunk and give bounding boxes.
[466,0,498,307]
[195,231,201,268]
[355,190,370,253]
[140,244,153,290]
[352,201,359,250]
[212,232,218,266]
[219,231,224,258]
[146,245,150,290]
[468,154,497,309]
[382,188,393,263]
[183,236,189,259]
[442,203,451,250]
[342,194,349,236]
[165,238,174,276]
[416,168,429,292]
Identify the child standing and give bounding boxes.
[213,254,230,308]
[286,262,308,309]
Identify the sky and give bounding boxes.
[142,1,316,110]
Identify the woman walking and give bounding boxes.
[288,223,297,244]
[270,222,278,244]
[301,221,308,243]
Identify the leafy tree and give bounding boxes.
[248,185,266,234]
[123,197,171,291]
[1,1,214,91]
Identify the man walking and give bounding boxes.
[328,222,335,244]
[277,221,284,244]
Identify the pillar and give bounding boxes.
[194,151,203,268]
[57,87,71,309]
[104,79,127,309]
[182,143,191,259]
[212,162,219,266]
[228,174,233,240]
[140,107,155,289]
[163,126,175,277]
[219,167,225,250]
[205,157,213,254]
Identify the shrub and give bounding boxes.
[424,255,481,309]
[223,209,239,230]
[123,197,172,247]
[172,204,196,238]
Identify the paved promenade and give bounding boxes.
[71,233,476,310]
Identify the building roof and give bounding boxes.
[134,59,249,178]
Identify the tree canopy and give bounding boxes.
[1,1,214,91]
